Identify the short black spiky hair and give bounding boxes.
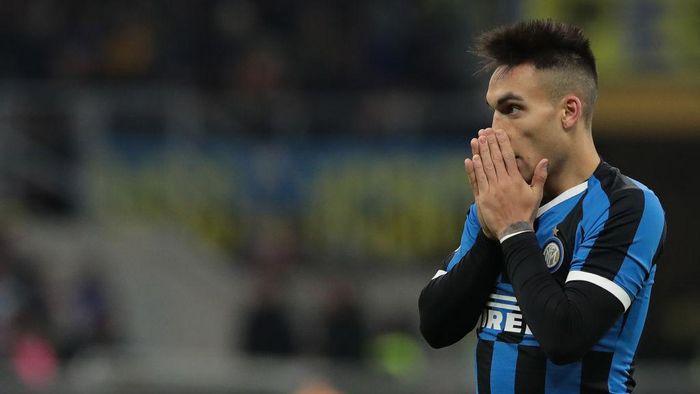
[475,19,598,125]
[475,19,597,83]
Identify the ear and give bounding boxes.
[561,95,583,129]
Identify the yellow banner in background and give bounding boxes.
[85,143,473,266]
[304,154,470,264]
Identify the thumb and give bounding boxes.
[531,158,549,192]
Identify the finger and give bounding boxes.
[477,135,498,182]
[465,158,479,197]
[471,129,484,155]
[472,154,490,193]
[486,130,507,178]
[470,138,479,158]
[495,129,518,176]
[531,158,549,193]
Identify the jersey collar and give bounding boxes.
[536,181,588,218]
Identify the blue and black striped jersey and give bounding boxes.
[426,161,665,393]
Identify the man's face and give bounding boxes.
[485,64,564,183]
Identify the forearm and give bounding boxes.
[502,232,623,364]
[419,232,502,348]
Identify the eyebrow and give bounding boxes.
[487,92,525,109]
[496,92,524,106]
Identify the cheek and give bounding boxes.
[510,131,537,160]
[510,135,540,180]
[508,109,559,177]
[515,158,534,183]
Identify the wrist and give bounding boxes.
[498,221,534,243]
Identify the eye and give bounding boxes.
[503,104,522,115]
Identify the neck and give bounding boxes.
[543,131,600,200]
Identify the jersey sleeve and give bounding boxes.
[444,203,483,272]
[502,232,626,364]
[419,203,501,348]
[567,187,666,311]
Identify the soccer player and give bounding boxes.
[418,20,666,393]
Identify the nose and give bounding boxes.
[491,111,504,129]
[490,113,514,142]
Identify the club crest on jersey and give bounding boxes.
[543,236,564,272]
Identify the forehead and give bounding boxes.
[486,64,549,104]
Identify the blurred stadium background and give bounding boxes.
[0,0,698,393]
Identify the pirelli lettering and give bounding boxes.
[479,294,533,335]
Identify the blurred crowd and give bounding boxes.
[0,0,486,90]
[0,230,117,391]
[241,276,368,361]
[0,0,504,138]
[238,271,424,388]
